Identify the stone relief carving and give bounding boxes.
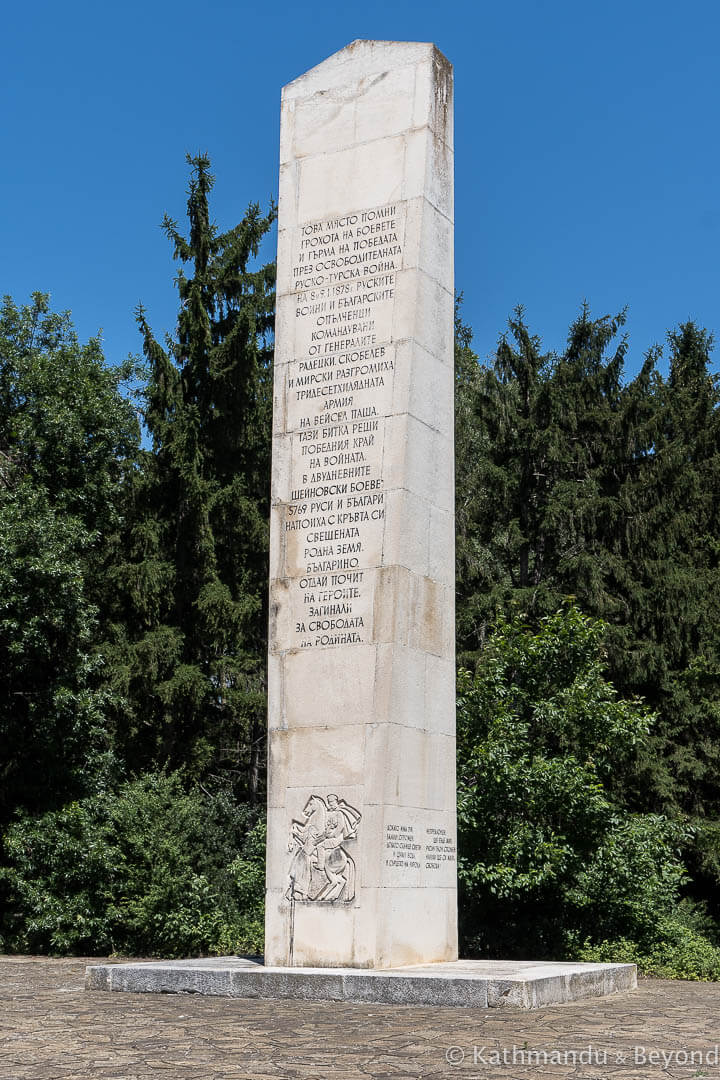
[286,794,361,903]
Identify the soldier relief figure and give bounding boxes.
[286,794,361,902]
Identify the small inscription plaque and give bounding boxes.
[383,821,457,877]
[423,826,457,871]
[384,823,422,869]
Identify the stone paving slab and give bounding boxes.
[85,956,637,1008]
[2,956,720,1080]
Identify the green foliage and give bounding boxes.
[105,156,276,798]
[457,607,699,959]
[455,303,643,652]
[4,211,720,978]
[635,324,720,838]
[0,294,140,821]
[0,484,113,819]
[0,165,275,959]
[577,900,720,981]
[455,305,720,914]
[1,772,265,957]
[0,292,139,533]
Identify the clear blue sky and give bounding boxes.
[2,0,718,376]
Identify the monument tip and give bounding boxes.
[282,40,451,97]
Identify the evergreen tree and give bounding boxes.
[105,156,276,799]
[622,325,720,895]
[455,304,650,658]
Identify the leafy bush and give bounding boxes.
[577,899,720,980]
[457,607,720,970]
[0,771,265,957]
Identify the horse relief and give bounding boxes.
[286,793,361,903]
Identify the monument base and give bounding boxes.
[85,956,636,1009]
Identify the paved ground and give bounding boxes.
[1,957,719,1080]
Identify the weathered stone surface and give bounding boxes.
[84,957,637,1009]
[11,956,720,1080]
[266,39,457,969]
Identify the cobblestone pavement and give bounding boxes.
[2,956,719,1080]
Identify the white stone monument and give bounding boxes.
[84,41,638,1005]
[265,39,458,968]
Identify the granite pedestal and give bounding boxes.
[85,957,637,1009]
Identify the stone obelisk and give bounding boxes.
[84,39,636,1007]
[265,40,456,968]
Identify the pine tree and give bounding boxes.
[455,304,649,661]
[106,156,276,799]
[622,325,720,890]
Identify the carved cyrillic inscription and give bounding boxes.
[286,794,362,903]
[280,202,405,651]
[383,821,457,877]
[423,826,457,871]
[384,823,422,869]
